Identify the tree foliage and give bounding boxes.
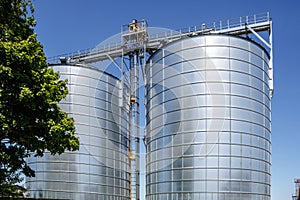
[0,0,79,193]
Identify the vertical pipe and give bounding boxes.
[269,20,274,98]
[134,51,140,200]
[128,54,133,200]
[129,50,140,200]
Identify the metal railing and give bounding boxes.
[47,12,270,64]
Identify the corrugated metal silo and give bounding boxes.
[145,35,271,200]
[26,64,130,200]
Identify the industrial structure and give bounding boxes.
[26,12,273,200]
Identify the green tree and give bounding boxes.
[0,0,79,195]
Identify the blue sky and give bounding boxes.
[33,1,300,199]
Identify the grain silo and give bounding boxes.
[27,64,130,200]
[145,34,272,200]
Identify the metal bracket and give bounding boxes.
[246,23,274,98]
[106,53,122,72]
[246,25,271,49]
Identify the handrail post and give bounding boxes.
[240,17,242,27]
